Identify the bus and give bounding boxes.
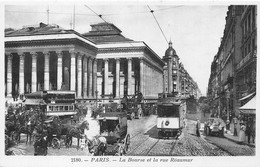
[23,90,76,116]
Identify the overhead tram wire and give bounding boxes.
[102,5,184,16]
[84,5,108,24]
[147,5,168,45]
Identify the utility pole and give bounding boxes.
[73,4,75,30]
[47,5,49,24]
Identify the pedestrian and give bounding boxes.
[246,118,253,144]
[196,118,201,137]
[239,122,246,142]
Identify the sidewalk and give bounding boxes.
[224,130,255,148]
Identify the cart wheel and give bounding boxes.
[206,127,210,136]
[10,131,19,144]
[79,115,85,122]
[116,145,124,156]
[137,108,142,119]
[5,135,9,149]
[52,137,60,149]
[131,112,135,120]
[124,134,130,153]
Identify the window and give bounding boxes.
[59,106,63,111]
[252,7,255,28]
[65,106,68,111]
[69,105,74,111]
[248,42,251,54]
[157,105,180,117]
[245,19,247,34]
[248,13,251,32]
[245,46,247,57]
[252,38,255,50]
[53,106,58,111]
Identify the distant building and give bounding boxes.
[161,41,201,99]
[5,22,164,103]
[207,5,256,122]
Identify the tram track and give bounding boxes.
[127,136,150,155]
[143,139,160,155]
[169,138,179,155]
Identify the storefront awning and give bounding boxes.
[239,92,255,101]
[239,96,256,115]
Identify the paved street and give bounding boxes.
[8,115,255,156]
[127,115,255,156]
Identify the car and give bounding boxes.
[204,117,226,137]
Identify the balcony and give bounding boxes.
[236,50,256,70]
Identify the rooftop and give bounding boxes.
[82,22,133,44]
[5,22,71,37]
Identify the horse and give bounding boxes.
[87,136,107,156]
[17,110,42,144]
[5,113,20,143]
[65,120,89,150]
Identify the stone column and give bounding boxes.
[88,57,93,98]
[148,65,151,97]
[93,58,97,98]
[83,56,88,98]
[115,58,120,98]
[43,51,50,90]
[127,58,132,95]
[104,58,109,96]
[70,50,76,91]
[31,52,37,93]
[18,53,25,95]
[6,53,13,97]
[56,51,63,90]
[77,53,83,98]
[168,58,173,93]
[140,58,144,94]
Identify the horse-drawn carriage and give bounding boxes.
[90,112,130,156]
[43,115,89,149]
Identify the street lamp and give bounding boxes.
[226,89,230,130]
[95,90,98,108]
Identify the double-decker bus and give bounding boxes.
[23,90,76,116]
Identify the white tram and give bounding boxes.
[157,98,184,138]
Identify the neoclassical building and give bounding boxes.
[5,22,164,103]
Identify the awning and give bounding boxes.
[239,92,255,101]
[239,96,256,115]
[23,99,46,105]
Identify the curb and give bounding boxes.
[223,134,255,148]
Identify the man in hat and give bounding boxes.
[196,118,201,137]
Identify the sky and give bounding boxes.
[4,2,229,96]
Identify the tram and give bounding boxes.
[156,96,184,138]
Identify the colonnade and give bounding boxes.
[5,50,96,99]
[96,57,162,99]
[6,51,163,100]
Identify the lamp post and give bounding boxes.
[233,117,238,136]
[95,90,98,108]
[226,89,230,130]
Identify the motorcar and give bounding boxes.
[204,117,226,137]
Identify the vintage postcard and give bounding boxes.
[1,0,259,167]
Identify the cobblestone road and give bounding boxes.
[126,115,255,156]
[7,115,255,156]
